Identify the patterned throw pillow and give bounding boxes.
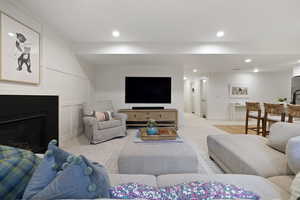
[0,145,41,200]
[23,140,111,200]
[110,181,260,200]
[95,111,112,121]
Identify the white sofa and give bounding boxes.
[107,173,290,200]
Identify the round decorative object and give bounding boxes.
[49,139,58,146]
[51,163,59,171]
[67,155,74,163]
[88,183,97,192]
[45,150,53,157]
[73,156,83,165]
[147,127,158,135]
[84,166,93,176]
[62,162,69,170]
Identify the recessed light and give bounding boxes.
[253,68,259,73]
[297,60,300,63]
[216,31,225,38]
[244,58,252,63]
[193,69,198,73]
[183,77,187,80]
[112,30,120,38]
[8,32,15,37]
[202,79,207,83]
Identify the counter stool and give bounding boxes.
[287,104,300,123]
[263,103,285,137]
[245,102,263,135]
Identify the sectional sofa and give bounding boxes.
[207,122,300,200]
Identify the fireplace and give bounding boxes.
[0,95,58,153]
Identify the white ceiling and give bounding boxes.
[19,0,300,43]
[18,0,300,73]
[78,54,298,75]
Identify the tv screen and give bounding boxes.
[125,77,171,103]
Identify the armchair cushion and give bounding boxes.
[97,120,122,130]
[112,113,128,121]
[287,136,300,174]
[267,122,300,153]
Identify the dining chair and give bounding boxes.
[263,103,286,137]
[245,102,263,135]
[287,104,300,123]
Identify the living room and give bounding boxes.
[0,0,300,200]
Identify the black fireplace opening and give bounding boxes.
[0,95,58,153]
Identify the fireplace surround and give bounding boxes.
[0,95,58,153]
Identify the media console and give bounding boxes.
[119,109,178,129]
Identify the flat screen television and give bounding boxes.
[125,77,171,103]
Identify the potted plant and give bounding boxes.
[146,119,158,135]
[278,97,287,103]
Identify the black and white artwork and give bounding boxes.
[229,84,249,98]
[0,13,39,84]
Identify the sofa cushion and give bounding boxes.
[267,122,300,153]
[95,111,112,121]
[290,172,300,200]
[157,174,290,200]
[25,155,110,200]
[287,136,300,174]
[207,134,292,177]
[109,174,157,187]
[97,119,122,130]
[268,176,294,194]
[23,140,111,199]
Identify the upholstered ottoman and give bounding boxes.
[118,140,198,176]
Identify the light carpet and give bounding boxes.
[62,114,226,174]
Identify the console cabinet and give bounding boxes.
[119,109,178,129]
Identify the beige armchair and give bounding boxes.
[83,100,127,144]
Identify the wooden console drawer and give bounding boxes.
[119,109,178,129]
[160,112,176,120]
[127,112,148,121]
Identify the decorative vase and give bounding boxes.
[147,127,158,135]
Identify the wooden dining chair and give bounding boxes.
[287,104,300,123]
[245,102,263,135]
[263,103,285,137]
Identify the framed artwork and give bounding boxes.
[229,84,249,98]
[0,12,40,84]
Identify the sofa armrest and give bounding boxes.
[83,116,98,143]
[83,116,97,127]
[113,112,128,121]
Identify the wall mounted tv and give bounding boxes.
[125,77,171,103]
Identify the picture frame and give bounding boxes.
[0,12,40,84]
[229,83,249,98]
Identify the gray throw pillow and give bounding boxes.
[267,122,300,153]
[287,136,300,174]
[83,103,95,116]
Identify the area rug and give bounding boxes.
[214,125,257,135]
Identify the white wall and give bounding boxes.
[207,70,292,120]
[293,66,300,76]
[191,80,201,116]
[0,0,96,145]
[95,65,184,127]
[184,80,192,113]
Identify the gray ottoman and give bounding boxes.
[118,140,199,176]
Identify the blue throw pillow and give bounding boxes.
[23,140,111,200]
[23,140,73,200]
[0,145,41,200]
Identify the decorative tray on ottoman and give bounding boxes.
[140,128,177,141]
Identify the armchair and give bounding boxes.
[83,100,127,144]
